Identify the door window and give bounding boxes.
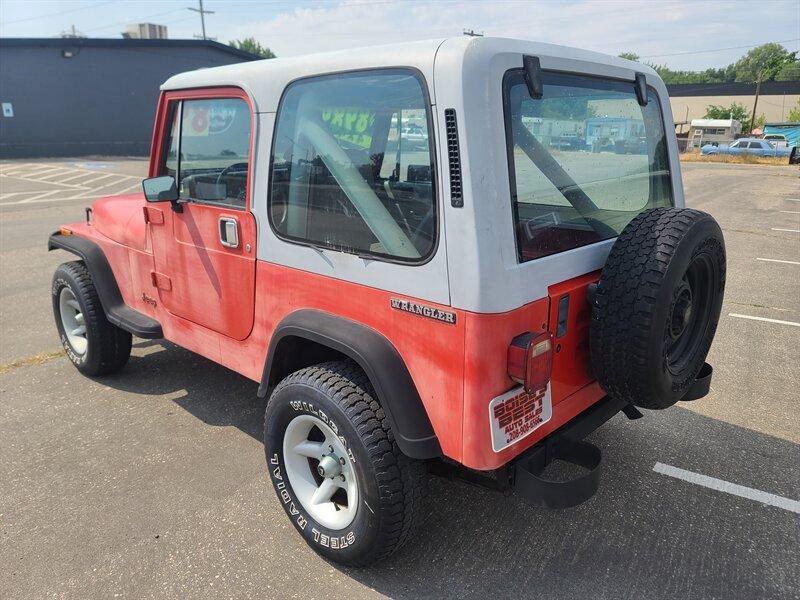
[268,69,436,262]
[161,97,251,209]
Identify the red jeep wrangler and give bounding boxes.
[49,37,725,566]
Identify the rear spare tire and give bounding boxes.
[590,208,725,409]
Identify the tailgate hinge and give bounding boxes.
[150,271,171,291]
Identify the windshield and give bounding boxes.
[503,70,673,262]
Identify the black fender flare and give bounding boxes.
[48,232,162,338]
[258,309,442,459]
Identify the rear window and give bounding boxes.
[503,70,673,262]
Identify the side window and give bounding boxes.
[749,141,763,149]
[160,97,251,209]
[268,70,436,262]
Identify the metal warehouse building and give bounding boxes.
[0,38,258,158]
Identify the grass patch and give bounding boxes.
[0,350,64,375]
[680,149,792,166]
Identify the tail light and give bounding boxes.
[507,331,553,393]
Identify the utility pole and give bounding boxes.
[188,0,214,41]
[748,71,762,134]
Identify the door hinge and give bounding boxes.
[150,271,172,291]
[143,206,164,224]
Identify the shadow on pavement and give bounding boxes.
[97,342,799,600]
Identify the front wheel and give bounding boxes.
[264,361,425,566]
[52,261,132,376]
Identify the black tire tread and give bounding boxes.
[590,207,724,409]
[270,360,424,566]
[55,261,132,375]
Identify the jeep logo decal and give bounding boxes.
[390,298,456,325]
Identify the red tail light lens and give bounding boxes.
[507,331,553,393]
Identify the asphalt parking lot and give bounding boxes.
[1,158,798,599]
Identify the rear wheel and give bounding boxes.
[52,261,132,376]
[264,361,425,566]
[590,208,725,409]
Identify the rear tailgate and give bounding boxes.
[547,272,600,405]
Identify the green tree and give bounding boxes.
[704,102,750,124]
[734,43,796,82]
[229,37,276,59]
[775,61,800,81]
[787,100,800,123]
[617,45,800,84]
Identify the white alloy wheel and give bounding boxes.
[59,287,88,355]
[282,414,359,530]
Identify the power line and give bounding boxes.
[0,1,116,25]
[641,39,800,59]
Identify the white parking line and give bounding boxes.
[787,198,800,202]
[771,228,800,233]
[74,172,115,186]
[756,257,800,265]
[15,189,63,204]
[653,463,800,514]
[779,210,800,214]
[59,171,102,184]
[20,166,69,178]
[728,313,800,327]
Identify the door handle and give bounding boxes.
[219,217,239,248]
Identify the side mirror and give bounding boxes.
[142,176,178,203]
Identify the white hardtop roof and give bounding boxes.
[691,119,740,127]
[161,36,656,113]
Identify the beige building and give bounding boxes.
[668,81,800,133]
[122,23,168,40]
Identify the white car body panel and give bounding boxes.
[161,37,684,314]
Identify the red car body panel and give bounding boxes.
[63,209,605,470]
[59,83,608,471]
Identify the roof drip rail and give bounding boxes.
[523,55,543,99]
[635,72,648,107]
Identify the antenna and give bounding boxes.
[187,0,214,40]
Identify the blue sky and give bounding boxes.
[1,0,798,70]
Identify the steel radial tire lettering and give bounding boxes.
[589,208,726,409]
[263,360,425,566]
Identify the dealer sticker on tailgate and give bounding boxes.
[489,384,552,452]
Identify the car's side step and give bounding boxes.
[48,231,163,339]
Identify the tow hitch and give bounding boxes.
[512,362,712,508]
[511,395,630,508]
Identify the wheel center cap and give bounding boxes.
[317,454,342,478]
[670,284,693,339]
